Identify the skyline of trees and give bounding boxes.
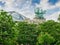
[0,10,60,45]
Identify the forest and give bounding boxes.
[0,10,60,45]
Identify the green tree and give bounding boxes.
[17,22,38,45]
[38,20,60,45]
[35,8,46,19]
[55,41,60,45]
[37,32,55,45]
[58,14,60,22]
[0,10,18,45]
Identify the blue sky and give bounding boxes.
[0,0,60,21]
[32,0,59,5]
[48,0,59,5]
[0,0,59,8]
[0,1,5,7]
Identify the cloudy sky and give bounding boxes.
[0,0,60,21]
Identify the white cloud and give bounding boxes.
[0,0,60,21]
[55,1,60,7]
[45,11,60,21]
[13,0,34,19]
[0,0,15,11]
[36,0,60,10]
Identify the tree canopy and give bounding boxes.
[0,10,60,45]
[0,10,18,45]
[38,20,60,45]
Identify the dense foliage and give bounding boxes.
[0,10,18,45]
[37,32,55,45]
[58,14,60,22]
[0,10,60,45]
[17,22,38,45]
[37,20,60,45]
